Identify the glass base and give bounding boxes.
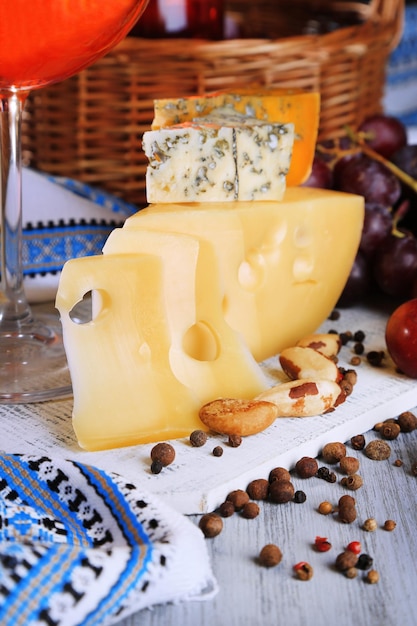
[0,312,72,403]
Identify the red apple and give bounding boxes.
[385,299,417,378]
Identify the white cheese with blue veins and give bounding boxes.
[142,113,294,202]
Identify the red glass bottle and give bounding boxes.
[130,0,224,39]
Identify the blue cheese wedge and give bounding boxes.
[142,113,294,202]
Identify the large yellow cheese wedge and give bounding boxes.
[104,187,364,362]
[151,88,320,186]
[56,237,267,451]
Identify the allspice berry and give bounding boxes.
[295,456,319,478]
[335,550,358,572]
[258,544,282,568]
[241,501,260,519]
[338,494,357,524]
[189,430,208,447]
[269,467,291,483]
[338,505,357,524]
[246,478,269,501]
[199,513,223,538]
[339,456,360,475]
[350,434,365,450]
[383,519,396,531]
[339,494,356,508]
[228,434,242,448]
[269,480,295,504]
[218,501,235,518]
[398,411,417,433]
[322,442,346,464]
[364,440,391,461]
[226,489,249,510]
[150,442,175,467]
[340,474,363,491]
[380,422,401,440]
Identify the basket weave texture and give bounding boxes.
[22,0,404,207]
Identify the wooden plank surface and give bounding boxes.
[117,424,417,626]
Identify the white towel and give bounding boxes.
[0,454,217,626]
[21,169,137,303]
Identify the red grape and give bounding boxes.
[385,299,417,378]
[391,145,417,237]
[359,114,407,159]
[334,153,401,208]
[391,144,417,179]
[302,154,333,189]
[373,231,417,299]
[359,203,393,258]
[337,251,371,307]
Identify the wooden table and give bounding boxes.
[118,423,417,626]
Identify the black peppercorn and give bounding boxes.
[150,460,163,474]
[366,350,385,367]
[316,466,337,483]
[357,553,373,570]
[353,342,364,355]
[293,490,307,503]
[339,331,352,345]
[353,330,365,342]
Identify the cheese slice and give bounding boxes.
[142,116,294,202]
[151,88,320,186]
[104,187,364,362]
[56,237,267,451]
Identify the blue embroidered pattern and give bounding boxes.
[0,454,161,626]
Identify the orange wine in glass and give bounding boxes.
[0,0,149,402]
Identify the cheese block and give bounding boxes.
[104,187,364,362]
[142,116,294,202]
[56,237,268,451]
[151,88,320,186]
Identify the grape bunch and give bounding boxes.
[303,113,417,307]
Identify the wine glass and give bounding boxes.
[0,0,149,403]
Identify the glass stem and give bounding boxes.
[0,92,33,330]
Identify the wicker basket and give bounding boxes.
[22,0,404,207]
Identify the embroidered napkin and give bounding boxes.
[22,168,138,303]
[0,454,218,626]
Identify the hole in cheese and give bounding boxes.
[238,253,266,290]
[294,223,313,248]
[183,321,219,361]
[68,289,108,324]
[293,255,315,282]
[69,290,94,324]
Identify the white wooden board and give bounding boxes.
[1,302,417,514]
